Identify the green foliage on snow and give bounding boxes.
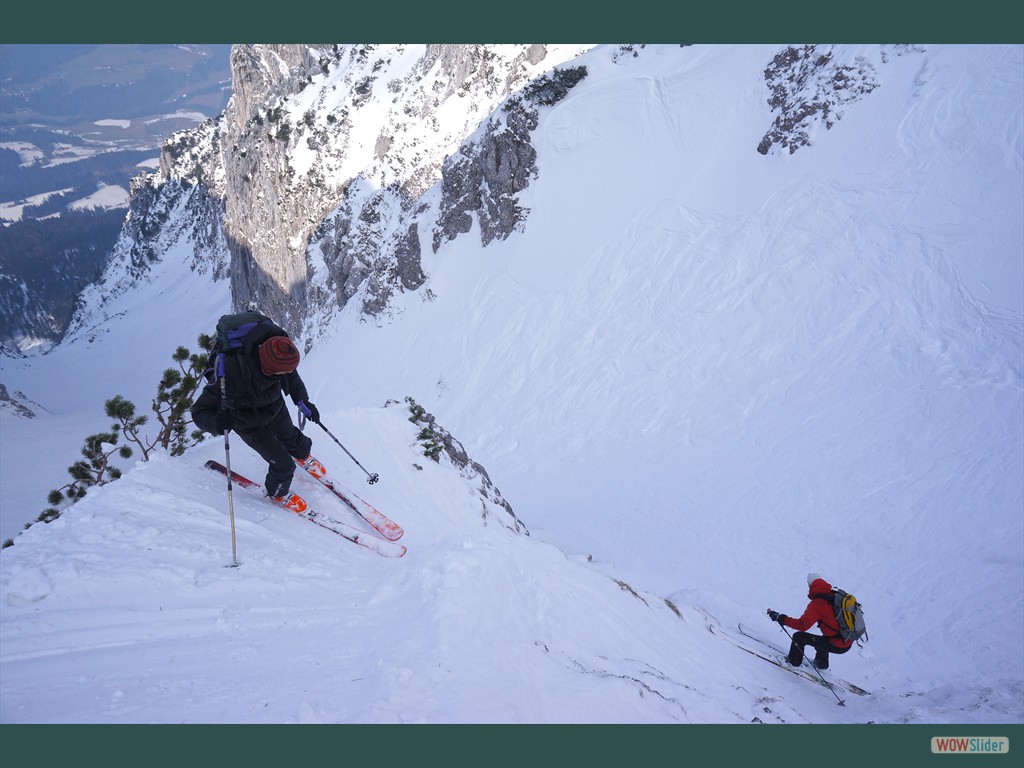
[3,335,212,548]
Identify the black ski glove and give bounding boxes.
[299,400,320,423]
[767,609,787,627]
[214,409,234,435]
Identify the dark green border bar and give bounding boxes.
[1,1,1021,42]
[2,724,1022,766]
[1,0,1019,762]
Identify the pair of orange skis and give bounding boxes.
[205,457,406,557]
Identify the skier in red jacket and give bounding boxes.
[767,573,853,670]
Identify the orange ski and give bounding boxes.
[205,460,406,558]
[295,456,405,541]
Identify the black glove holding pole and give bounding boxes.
[215,409,234,435]
[298,400,320,423]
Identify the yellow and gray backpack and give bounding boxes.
[832,588,868,644]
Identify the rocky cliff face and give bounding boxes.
[217,45,338,337]
[149,43,593,344]
[757,44,923,155]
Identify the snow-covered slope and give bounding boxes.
[3,402,1018,724]
[1,44,1021,727]
[305,41,1023,687]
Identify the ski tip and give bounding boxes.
[363,540,406,558]
[374,537,407,557]
[372,537,407,557]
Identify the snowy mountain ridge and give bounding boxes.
[74,44,598,341]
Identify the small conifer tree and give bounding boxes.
[2,334,213,549]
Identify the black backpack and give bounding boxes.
[204,311,277,384]
[215,311,275,356]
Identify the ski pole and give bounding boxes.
[218,355,239,567]
[779,625,844,706]
[299,405,379,484]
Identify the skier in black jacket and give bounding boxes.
[192,319,319,503]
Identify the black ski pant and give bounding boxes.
[787,632,850,670]
[235,401,312,498]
